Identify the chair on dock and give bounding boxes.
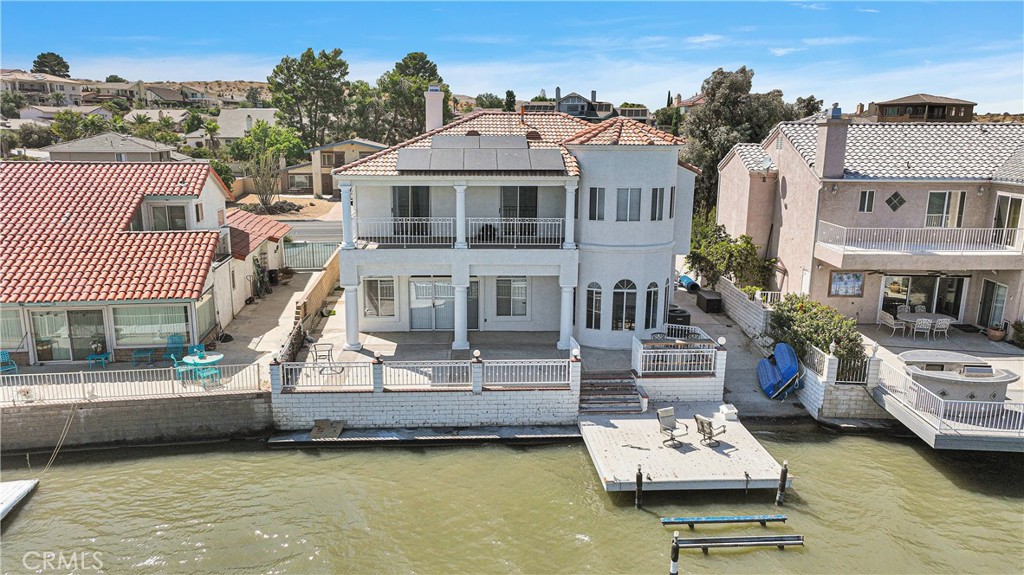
[896,304,910,315]
[657,407,689,447]
[694,414,726,447]
[87,352,110,370]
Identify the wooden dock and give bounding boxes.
[268,425,581,448]
[579,403,793,491]
[1,479,39,521]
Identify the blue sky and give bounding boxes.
[3,1,1022,112]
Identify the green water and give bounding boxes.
[1,422,1022,574]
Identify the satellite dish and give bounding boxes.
[762,156,773,170]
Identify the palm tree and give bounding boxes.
[81,114,110,137]
[48,92,67,106]
[157,114,176,132]
[203,120,220,152]
[129,113,152,129]
[111,115,130,134]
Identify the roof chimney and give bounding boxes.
[674,93,681,107]
[425,84,444,132]
[855,103,864,115]
[245,114,253,132]
[591,90,597,102]
[815,103,850,179]
[555,86,561,100]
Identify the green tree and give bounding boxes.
[48,92,67,106]
[336,79,387,142]
[128,113,152,129]
[209,158,235,188]
[245,86,263,107]
[1,129,20,157]
[247,149,281,208]
[791,95,824,119]
[81,114,110,137]
[157,114,176,132]
[228,119,305,165]
[18,123,55,148]
[268,47,350,148]
[50,109,85,141]
[31,52,71,78]
[503,90,517,112]
[102,98,132,115]
[183,110,204,134]
[203,120,220,151]
[374,52,452,144]
[653,105,682,131]
[684,211,774,289]
[768,295,865,363]
[531,94,553,102]
[111,115,130,134]
[475,93,502,109]
[105,74,128,83]
[667,90,673,108]
[178,144,214,159]
[1,92,27,118]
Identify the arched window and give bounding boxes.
[586,282,602,329]
[645,282,660,330]
[612,280,636,331]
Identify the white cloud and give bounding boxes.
[439,35,524,45]
[856,8,881,13]
[802,36,871,46]
[793,3,828,10]
[686,34,726,44]
[770,48,802,57]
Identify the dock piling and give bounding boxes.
[635,464,643,509]
[775,460,789,506]
[669,531,679,575]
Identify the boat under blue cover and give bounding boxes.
[757,343,801,400]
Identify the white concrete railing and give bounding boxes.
[483,359,571,388]
[382,361,472,389]
[0,364,264,404]
[281,362,375,390]
[817,221,1024,254]
[755,290,783,307]
[568,336,582,358]
[354,217,455,247]
[631,336,717,375]
[466,218,563,247]
[878,361,1024,435]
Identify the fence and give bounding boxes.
[631,337,717,375]
[664,324,716,345]
[0,364,264,403]
[802,345,830,377]
[280,362,375,390]
[466,218,563,247]
[354,217,455,247]
[483,359,570,387]
[383,361,472,389]
[284,241,341,270]
[755,290,782,307]
[817,222,1024,254]
[836,355,869,384]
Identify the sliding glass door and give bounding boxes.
[881,275,966,320]
[31,309,107,362]
[978,280,1008,327]
[409,278,479,331]
[993,193,1023,248]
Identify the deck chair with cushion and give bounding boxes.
[657,407,689,447]
[0,351,17,374]
[694,414,727,447]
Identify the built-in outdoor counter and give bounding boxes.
[898,350,1019,402]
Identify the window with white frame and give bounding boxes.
[0,309,25,349]
[321,153,335,167]
[496,276,527,317]
[616,188,641,221]
[112,305,190,347]
[195,203,204,223]
[589,187,605,221]
[585,282,602,329]
[858,190,874,213]
[195,289,217,338]
[115,153,128,162]
[644,282,659,329]
[611,279,636,331]
[650,188,665,221]
[364,278,396,317]
[151,204,187,231]
[669,186,676,219]
[288,174,313,191]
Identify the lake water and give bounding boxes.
[2,422,1022,574]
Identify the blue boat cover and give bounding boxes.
[757,343,801,400]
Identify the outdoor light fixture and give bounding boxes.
[571,348,580,359]
[717,337,727,346]
[374,351,382,359]
[473,350,481,358]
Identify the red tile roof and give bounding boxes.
[1,162,226,304]
[225,209,292,259]
[562,117,683,146]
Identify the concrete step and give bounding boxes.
[580,395,640,404]
[579,403,644,414]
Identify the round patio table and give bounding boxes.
[182,352,224,366]
[898,312,955,324]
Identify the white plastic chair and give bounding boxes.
[912,319,932,341]
[932,318,952,340]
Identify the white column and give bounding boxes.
[557,285,574,350]
[340,184,355,250]
[311,150,323,198]
[343,284,362,350]
[454,185,467,248]
[452,284,469,350]
[562,184,576,249]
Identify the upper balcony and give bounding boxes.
[815,221,1024,270]
[353,217,565,249]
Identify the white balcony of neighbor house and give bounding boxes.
[814,221,1024,271]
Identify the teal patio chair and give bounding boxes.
[87,352,111,370]
[162,334,185,363]
[170,354,194,382]
[0,351,17,374]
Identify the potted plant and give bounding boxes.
[278,266,296,286]
[987,323,1006,342]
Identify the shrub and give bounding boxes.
[740,285,761,300]
[768,294,865,362]
[1011,321,1024,349]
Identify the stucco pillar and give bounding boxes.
[562,184,577,249]
[340,183,355,250]
[342,284,362,350]
[454,185,468,248]
[452,284,470,350]
[311,150,323,198]
[557,286,574,350]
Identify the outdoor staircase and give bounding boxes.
[579,373,643,414]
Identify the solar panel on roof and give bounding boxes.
[528,149,566,171]
[396,149,432,171]
[430,148,464,170]
[464,149,498,171]
[496,149,531,170]
[479,135,528,149]
[431,135,480,149]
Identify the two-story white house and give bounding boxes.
[331,89,696,352]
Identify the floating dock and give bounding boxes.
[268,425,581,448]
[579,402,792,491]
[1,479,39,521]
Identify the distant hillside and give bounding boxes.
[977,113,1024,123]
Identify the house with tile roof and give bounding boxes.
[0,162,284,366]
[716,104,1024,331]
[868,93,976,123]
[224,209,292,316]
[1,69,84,106]
[281,137,387,197]
[331,91,697,351]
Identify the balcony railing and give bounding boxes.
[817,222,1024,254]
[466,217,563,247]
[354,217,455,247]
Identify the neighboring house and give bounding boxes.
[331,92,697,352]
[0,161,242,366]
[674,93,705,112]
[184,107,278,148]
[43,132,179,162]
[18,105,113,122]
[124,109,190,131]
[218,93,247,108]
[224,209,292,315]
[143,85,188,107]
[281,138,387,197]
[81,81,143,103]
[1,69,84,106]
[716,105,1024,329]
[522,88,649,124]
[863,93,977,123]
[180,84,220,107]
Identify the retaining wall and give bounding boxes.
[796,356,893,421]
[1,392,272,452]
[717,278,772,344]
[636,351,727,402]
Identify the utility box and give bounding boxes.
[697,291,723,313]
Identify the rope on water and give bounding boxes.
[40,401,78,477]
